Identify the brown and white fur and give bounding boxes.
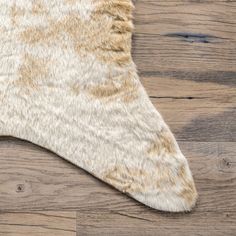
[0,0,197,212]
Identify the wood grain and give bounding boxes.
[143,77,236,142]
[133,0,236,75]
[0,139,235,213]
[76,210,236,236]
[0,0,236,235]
[0,211,76,236]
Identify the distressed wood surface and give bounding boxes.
[0,0,236,235]
[133,0,236,73]
[0,212,76,236]
[146,77,236,142]
[0,139,235,236]
[76,210,236,236]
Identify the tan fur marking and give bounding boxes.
[19,3,133,66]
[122,92,139,103]
[31,1,47,15]
[95,0,134,21]
[104,163,177,194]
[178,164,187,179]
[11,5,25,26]
[178,165,197,206]
[112,20,133,33]
[104,166,146,194]
[17,54,49,88]
[178,181,197,206]
[90,81,120,98]
[148,129,177,156]
[20,27,50,44]
[88,73,139,103]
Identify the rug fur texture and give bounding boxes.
[0,0,197,212]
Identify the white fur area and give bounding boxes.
[0,0,197,212]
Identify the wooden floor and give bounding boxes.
[0,0,236,235]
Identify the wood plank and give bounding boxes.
[0,211,76,236]
[132,0,236,76]
[0,1,235,235]
[0,138,235,213]
[142,76,236,141]
[76,210,236,236]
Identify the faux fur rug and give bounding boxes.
[0,0,197,212]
